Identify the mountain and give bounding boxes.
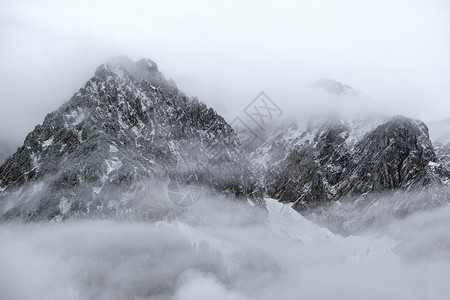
[251,114,450,213]
[312,79,368,98]
[0,56,261,221]
[1,57,448,226]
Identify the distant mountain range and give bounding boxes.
[0,58,449,225]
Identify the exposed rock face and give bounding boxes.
[251,115,450,211]
[0,57,260,221]
[435,143,450,170]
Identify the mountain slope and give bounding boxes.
[251,115,450,211]
[0,57,260,221]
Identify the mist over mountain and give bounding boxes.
[240,78,450,234]
[2,196,450,300]
[0,56,449,300]
[1,0,449,298]
[1,56,449,225]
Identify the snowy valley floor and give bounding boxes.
[1,198,450,300]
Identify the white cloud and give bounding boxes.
[1,197,450,300]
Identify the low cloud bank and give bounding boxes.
[1,196,450,300]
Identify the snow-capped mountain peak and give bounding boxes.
[94,56,170,89]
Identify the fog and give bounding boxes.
[1,0,450,148]
[1,196,450,300]
[1,2,450,298]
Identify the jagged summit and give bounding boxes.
[312,79,367,98]
[104,56,158,74]
[95,56,173,89]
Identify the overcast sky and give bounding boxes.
[1,0,449,146]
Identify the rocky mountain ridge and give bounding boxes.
[250,114,450,212]
[1,58,449,224]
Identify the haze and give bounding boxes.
[2,196,450,300]
[1,0,449,147]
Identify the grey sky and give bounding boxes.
[1,0,449,146]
